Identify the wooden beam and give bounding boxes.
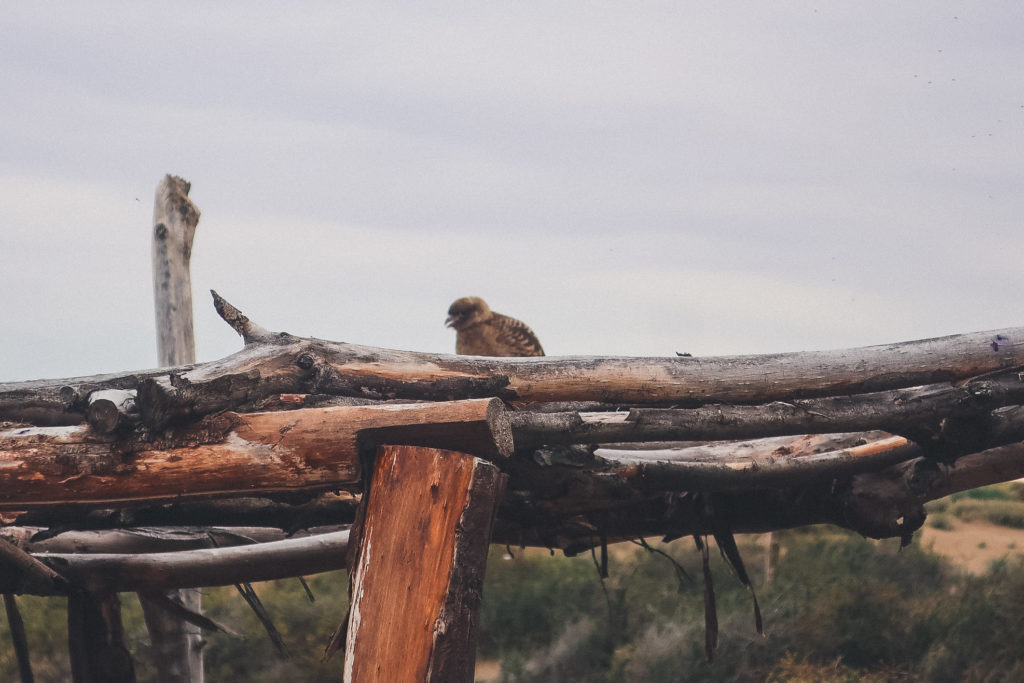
[5,525,342,555]
[344,445,503,683]
[510,369,1024,448]
[24,530,350,594]
[8,492,359,533]
[0,398,510,509]
[6,318,1024,429]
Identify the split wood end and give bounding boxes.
[210,290,273,344]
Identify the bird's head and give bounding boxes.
[445,296,491,330]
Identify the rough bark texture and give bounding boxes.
[3,292,1024,591]
[0,398,509,508]
[344,445,502,683]
[510,369,1024,452]
[5,321,1024,429]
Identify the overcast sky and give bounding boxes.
[2,3,1022,383]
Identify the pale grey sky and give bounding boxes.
[2,3,1023,382]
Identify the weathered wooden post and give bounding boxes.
[140,174,204,683]
[151,174,198,368]
[68,591,135,682]
[344,444,504,682]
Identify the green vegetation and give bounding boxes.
[0,573,348,683]
[927,484,1024,528]
[480,527,1024,682]
[2,493,1024,681]
[950,483,1018,502]
[950,499,1024,528]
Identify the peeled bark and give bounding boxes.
[0,398,510,509]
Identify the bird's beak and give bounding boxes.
[445,315,456,328]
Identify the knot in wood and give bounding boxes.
[296,353,316,370]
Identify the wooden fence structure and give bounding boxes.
[2,176,1024,681]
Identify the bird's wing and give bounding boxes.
[493,314,545,356]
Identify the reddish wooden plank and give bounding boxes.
[344,445,502,683]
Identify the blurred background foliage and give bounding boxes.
[3,484,1024,682]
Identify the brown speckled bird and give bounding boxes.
[445,297,544,357]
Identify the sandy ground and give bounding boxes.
[918,518,1024,575]
[475,660,501,682]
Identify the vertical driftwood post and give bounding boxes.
[141,174,204,683]
[68,591,135,682]
[344,445,503,683]
[151,174,199,368]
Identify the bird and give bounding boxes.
[445,297,545,357]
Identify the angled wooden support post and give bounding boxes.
[344,444,505,683]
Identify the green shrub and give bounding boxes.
[478,547,605,660]
[951,498,1024,528]
[951,484,1015,502]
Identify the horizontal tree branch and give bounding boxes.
[4,291,1023,428]
[0,525,347,555]
[590,434,920,491]
[23,530,350,594]
[510,370,1024,450]
[8,492,360,535]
